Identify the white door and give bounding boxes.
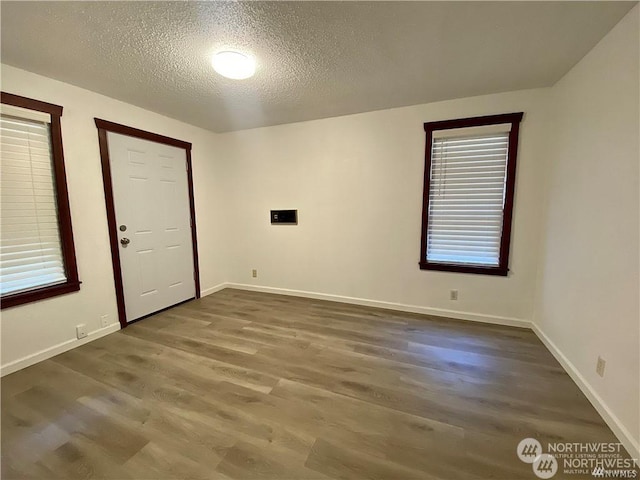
[107,132,196,322]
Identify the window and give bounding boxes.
[0,92,79,308]
[419,112,523,276]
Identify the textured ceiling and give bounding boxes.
[0,1,635,132]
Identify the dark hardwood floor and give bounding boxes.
[1,289,634,479]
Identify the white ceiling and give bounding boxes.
[1,1,635,133]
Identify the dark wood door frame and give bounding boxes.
[94,118,201,328]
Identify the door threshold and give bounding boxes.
[126,297,196,326]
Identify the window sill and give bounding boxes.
[419,262,508,276]
[1,280,81,309]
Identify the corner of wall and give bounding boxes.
[531,4,640,458]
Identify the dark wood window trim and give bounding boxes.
[1,92,80,309]
[94,118,200,328]
[419,112,523,276]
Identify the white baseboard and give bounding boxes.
[224,282,530,328]
[532,323,640,462]
[1,323,121,377]
[200,282,228,297]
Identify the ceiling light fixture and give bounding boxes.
[212,51,256,80]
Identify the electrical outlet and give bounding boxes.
[450,289,458,301]
[76,324,87,339]
[100,315,109,328]
[252,269,257,278]
[596,356,606,377]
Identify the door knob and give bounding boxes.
[120,237,130,247]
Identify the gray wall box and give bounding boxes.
[270,210,298,224]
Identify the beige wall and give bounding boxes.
[0,65,230,372]
[534,6,640,453]
[218,88,550,324]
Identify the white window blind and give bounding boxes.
[426,131,509,266]
[0,112,67,295]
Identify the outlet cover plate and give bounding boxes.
[76,324,88,339]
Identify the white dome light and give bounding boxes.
[212,51,256,80]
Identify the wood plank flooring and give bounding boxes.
[1,289,635,479]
